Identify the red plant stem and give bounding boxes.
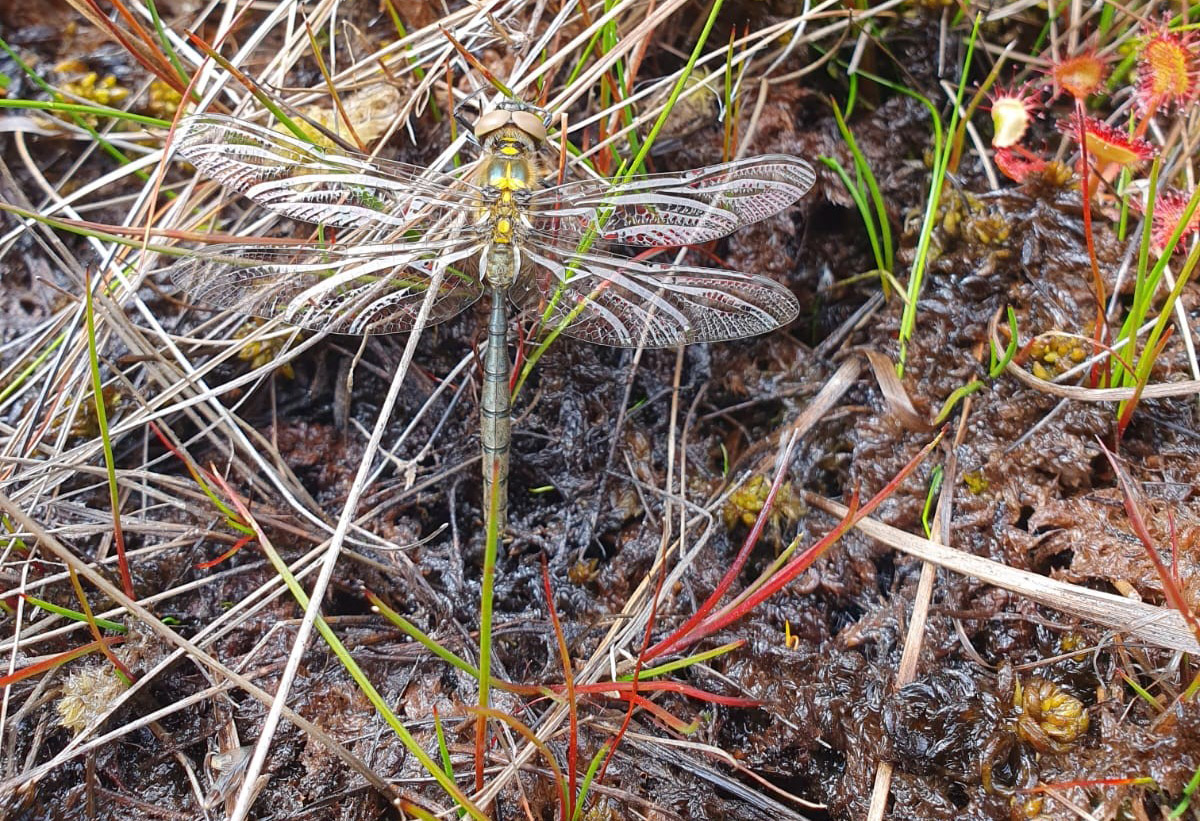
[665,493,860,654]
[66,565,135,683]
[194,533,255,570]
[149,421,205,485]
[651,429,944,659]
[540,557,576,821]
[617,692,697,733]
[1167,510,1183,590]
[1072,99,1110,387]
[600,350,697,784]
[0,636,124,687]
[643,435,800,660]
[1132,99,1157,141]
[575,679,758,707]
[625,1,653,94]
[83,0,182,90]
[1100,440,1200,644]
[553,111,570,184]
[510,324,527,393]
[437,670,758,707]
[110,497,133,600]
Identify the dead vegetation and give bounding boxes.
[0,1,1199,819]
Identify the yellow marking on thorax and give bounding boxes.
[488,154,530,244]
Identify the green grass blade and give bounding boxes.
[23,595,127,632]
[83,277,134,599]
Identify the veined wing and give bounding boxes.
[512,232,798,348]
[527,155,814,247]
[169,239,484,335]
[173,114,483,232]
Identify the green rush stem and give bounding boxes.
[143,0,191,90]
[620,0,725,182]
[896,15,977,375]
[210,474,487,818]
[0,97,169,128]
[514,0,727,395]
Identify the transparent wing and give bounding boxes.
[528,155,814,247]
[173,114,483,232]
[512,233,798,348]
[169,240,484,335]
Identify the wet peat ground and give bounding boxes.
[1,2,1199,820]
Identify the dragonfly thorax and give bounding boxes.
[475,126,546,256]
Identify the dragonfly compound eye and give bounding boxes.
[474,107,548,142]
[510,110,547,142]
[474,109,512,141]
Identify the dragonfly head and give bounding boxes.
[474,100,550,145]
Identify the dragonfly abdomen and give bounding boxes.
[481,284,512,531]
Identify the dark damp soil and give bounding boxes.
[3,3,1200,821]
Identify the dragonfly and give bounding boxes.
[166,102,815,531]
